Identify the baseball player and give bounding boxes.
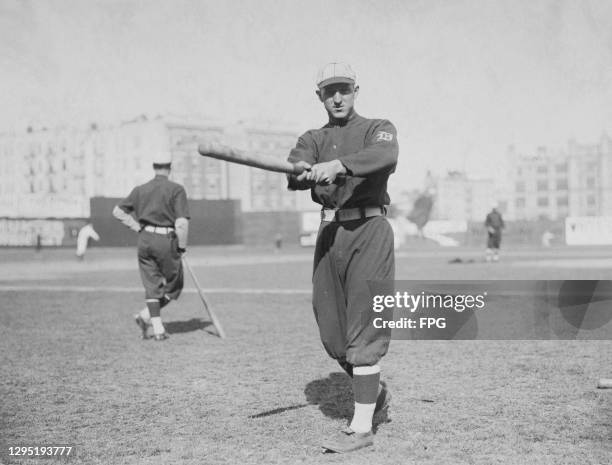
[75,223,100,261]
[112,153,190,341]
[287,62,398,453]
[485,204,504,262]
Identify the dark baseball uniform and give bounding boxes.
[117,175,190,301]
[485,209,504,249]
[288,111,399,368]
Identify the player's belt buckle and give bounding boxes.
[144,225,175,235]
[321,206,385,222]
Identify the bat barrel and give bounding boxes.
[198,142,305,175]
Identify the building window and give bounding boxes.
[515,182,525,193]
[587,195,596,206]
[537,197,549,207]
[555,178,568,190]
[515,198,525,208]
[555,163,567,173]
[537,180,548,191]
[586,177,596,189]
[556,196,568,206]
[536,165,548,174]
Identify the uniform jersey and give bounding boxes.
[288,112,398,208]
[117,175,190,226]
[115,174,189,302]
[485,210,504,232]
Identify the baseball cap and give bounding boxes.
[316,62,356,89]
[152,152,172,165]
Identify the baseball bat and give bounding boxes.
[198,141,306,175]
[182,256,227,339]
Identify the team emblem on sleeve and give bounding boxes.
[375,131,393,142]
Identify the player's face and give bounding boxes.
[317,83,358,120]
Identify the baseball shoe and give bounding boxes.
[597,378,612,389]
[134,314,150,339]
[152,332,169,341]
[322,429,374,453]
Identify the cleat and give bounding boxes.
[152,332,169,341]
[597,378,612,389]
[134,314,150,339]
[322,429,374,453]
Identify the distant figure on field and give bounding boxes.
[541,230,554,247]
[75,223,100,261]
[407,189,434,239]
[485,204,504,262]
[274,232,283,251]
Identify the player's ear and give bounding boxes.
[316,89,323,102]
[353,85,359,99]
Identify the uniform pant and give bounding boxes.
[312,215,394,368]
[487,231,502,249]
[137,231,183,301]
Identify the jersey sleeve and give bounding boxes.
[287,131,318,191]
[117,187,138,213]
[340,120,399,177]
[173,186,190,219]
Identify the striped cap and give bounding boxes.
[316,62,356,89]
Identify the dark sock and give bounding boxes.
[353,372,380,404]
[146,299,161,318]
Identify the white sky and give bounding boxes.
[2,0,612,190]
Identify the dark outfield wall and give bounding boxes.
[240,211,301,246]
[90,197,242,247]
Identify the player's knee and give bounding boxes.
[346,341,389,367]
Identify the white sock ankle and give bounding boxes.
[139,307,151,322]
[151,317,164,335]
[349,402,376,433]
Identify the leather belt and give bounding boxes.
[321,206,386,222]
[143,225,174,234]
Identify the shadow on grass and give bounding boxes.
[164,318,214,335]
[249,404,309,419]
[304,372,393,431]
[304,372,353,421]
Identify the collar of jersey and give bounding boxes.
[326,110,359,128]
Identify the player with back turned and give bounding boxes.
[112,153,190,341]
[287,62,399,453]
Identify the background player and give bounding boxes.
[75,223,100,261]
[112,153,190,341]
[287,62,399,453]
[485,203,505,262]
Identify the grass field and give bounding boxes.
[1,244,611,464]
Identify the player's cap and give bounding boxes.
[152,152,172,165]
[316,62,356,89]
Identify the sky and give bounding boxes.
[2,0,612,191]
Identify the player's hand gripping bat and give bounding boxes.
[198,141,307,175]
